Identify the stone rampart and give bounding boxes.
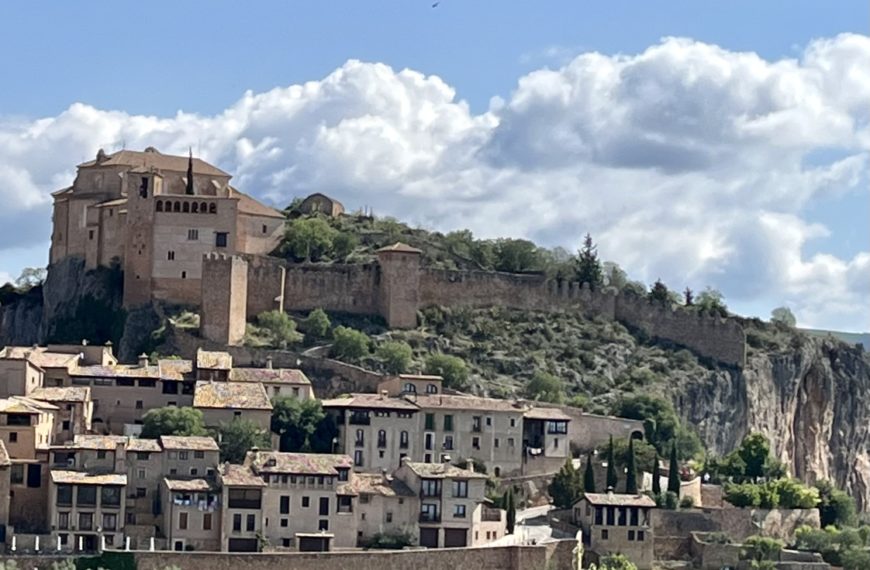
[200,254,746,367]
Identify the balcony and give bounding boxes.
[420,490,441,499]
[419,513,441,524]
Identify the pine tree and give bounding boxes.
[625,438,638,494]
[575,233,603,289]
[583,451,596,493]
[606,436,618,491]
[668,441,681,495]
[505,487,517,534]
[652,452,662,495]
[548,458,581,508]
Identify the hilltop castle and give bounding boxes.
[49,147,285,307]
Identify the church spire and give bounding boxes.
[185,148,195,195]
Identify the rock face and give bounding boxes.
[679,336,870,511]
[0,292,42,347]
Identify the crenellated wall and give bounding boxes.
[200,253,746,368]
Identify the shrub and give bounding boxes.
[375,341,413,374]
[770,478,819,509]
[300,308,331,339]
[663,491,679,510]
[680,495,695,509]
[257,310,303,348]
[424,354,469,390]
[725,483,761,507]
[331,326,370,362]
[525,370,565,404]
[364,530,414,550]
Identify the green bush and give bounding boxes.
[257,310,303,348]
[725,482,761,507]
[300,308,331,339]
[680,495,695,509]
[375,341,413,374]
[424,353,469,390]
[331,326,370,362]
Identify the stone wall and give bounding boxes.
[655,508,820,544]
[200,254,747,367]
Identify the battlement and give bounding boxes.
[199,250,746,368]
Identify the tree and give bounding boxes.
[141,407,207,438]
[575,233,603,289]
[525,371,565,404]
[815,480,857,527]
[611,394,702,459]
[583,452,596,493]
[602,262,628,290]
[548,458,581,508]
[375,341,413,374]
[331,326,370,362]
[769,479,819,509]
[424,354,469,390]
[218,419,271,464]
[648,279,671,305]
[683,287,694,306]
[300,308,331,339]
[332,232,359,260]
[271,397,334,452]
[741,536,783,569]
[625,438,638,494]
[612,437,658,474]
[771,306,796,328]
[282,217,337,261]
[505,486,517,534]
[493,238,541,273]
[652,452,662,495]
[696,287,728,316]
[606,436,618,491]
[594,553,638,570]
[735,433,773,482]
[667,441,681,495]
[257,310,303,348]
[15,267,46,290]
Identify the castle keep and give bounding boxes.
[49,147,285,307]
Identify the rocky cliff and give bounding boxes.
[679,335,870,511]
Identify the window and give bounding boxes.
[420,479,441,497]
[637,530,645,541]
[89,230,95,240]
[209,203,217,214]
[403,383,416,393]
[453,504,467,518]
[262,224,268,234]
[139,176,149,198]
[399,431,409,449]
[62,420,71,431]
[135,400,143,409]
[57,512,69,530]
[547,421,568,434]
[424,413,435,431]
[302,497,310,508]
[187,229,199,241]
[606,507,615,526]
[136,488,147,498]
[385,511,393,523]
[179,451,189,460]
[215,232,228,247]
[79,513,93,531]
[630,507,639,526]
[101,486,121,507]
[194,450,204,459]
[594,507,603,525]
[282,538,292,548]
[318,519,329,531]
[337,468,349,482]
[190,468,198,476]
[377,430,387,448]
[424,432,434,451]
[319,497,329,516]
[77,486,96,506]
[601,529,609,540]
[280,518,288,527]
[494,438,500,448]
[232,514,242,532]
[443,415,453,431]
[510,418,516,427]
[553,438,559,448]
[420,503,439,522]
[203,513,212,530]
[227,488,261,509]
[280,496,290,514]
[618,507,626,526]
[472,437,480,449]
[167,251,175,261]
[628,530,635,541]
[178,512,188,530]
[486,417,492,426]
[337,495,353,513]
[354,450,363,467]
[10,465,23,485]
[355,429,364,447]
[246,514,256,532]
[472,416,482,432]
[9,432,17,443]
[508,437,515,447]
[452,480,468,498]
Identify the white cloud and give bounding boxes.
[0,35,868,330]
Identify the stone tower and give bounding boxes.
[200,253,248,345]
[123,170,163,307]
[376,243,422,329]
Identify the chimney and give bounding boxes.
[265,356,273,370]
[467,459,475,473]
[380,390,389,400]
[138,353,149,368]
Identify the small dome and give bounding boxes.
[144,146,160,153]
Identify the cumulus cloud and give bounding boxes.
[0,34,867,330]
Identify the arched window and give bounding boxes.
[208,203,217,214]
[355,429,364,446]
[426,384,438,394]
[377,430,387,448]
[155,200,163,212]
[200,202,207,213]
[191,202,198,213]
[173,201,181,213]
[400,431,409,449]
[404,383,416,393]
[182,201,190,213]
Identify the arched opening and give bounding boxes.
[191,202,198,213]
[426,384,438,394]
[200,202,207,213]
[182,202,190,213]
[173,201,181,213]
[630,430,644,441]
[155,200,163,212]
[208,203,217,214]
[404,383,416,393]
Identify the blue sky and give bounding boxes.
[0,1,867,331]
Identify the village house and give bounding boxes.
[573,492,656,570]
[49,147,286,308]
[341,472,418,547]
[192,381,273,430]
[29,387,93,443]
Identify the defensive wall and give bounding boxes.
[0,540,580,570]
[201,251,746,368]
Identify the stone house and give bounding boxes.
[296,193,345,217]
[217,463,266,553]
[573,492,656,570]
[29,386,93,443]
[522,407,573,475]
[0,397,57,458]
[192,381,273,430]
[341,472,418,547]
[49,147,285,308]
[376,374,443,397]
[161,477,221,552]
[48,469,127,552]
[228,365,313,401]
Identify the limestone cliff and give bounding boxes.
[679,336,870,511]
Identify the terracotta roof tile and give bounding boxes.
[375,242,422,254]
[220,463,267,487]
[193,381,272,410]
[339,473,415,497]
[196,349,233,371]
[0,397,59,414]
[229,368,310,385]
[29,387,90,403]
[232,188,285,219]
[410,394,525,413]
[524,407,573,421]
[51,470,127,486]
[581,493,657,507]
[78,148,229,177]
[403,461,487,480]
[248,451,353,476]
[159,436,219,451]
[164,478,214,492]
[158,359,194,380]
[126,439,162,452]
[0,441,10,467]
[321,393,419,411]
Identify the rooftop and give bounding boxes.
[58,435,127,451]
[397,374,443,381]
[229,368,311,385]
[338,473,415,497]
[581,493,657,508]
[403,461,488,480]
[193,381,272,410]
[0,397,59,414]
[220,463,267,487]
[159,436,219,451]
[70,364,161,379]
[233,188,285,219]
[51,470,127,486]
[321,393,419,411]
[158,359,194,381]
[196,349,233,371]
[0,441,10,467]
[78,148,230,178]
[376,242,422,254]
[29,387,91,403]
[164,478,214,492]
[126,439,162,453]
[409,394,525,413]
[248,451,353,476]
[524,407,573,421]
[0,347,80,369]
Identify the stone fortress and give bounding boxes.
[48,148,746,368]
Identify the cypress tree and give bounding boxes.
[652,452,662,495]
[583,451,596,493]
[668,441,681,494]
[606,436,618,491]
[625,438,638,494]
[505,487,516,534]
[548,458,580,508]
